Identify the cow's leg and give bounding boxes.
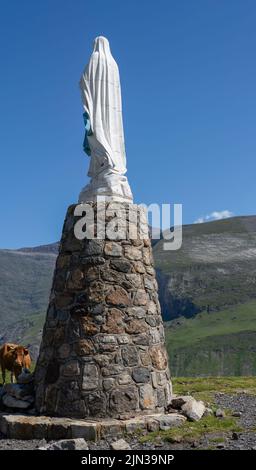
[11,370,14,383]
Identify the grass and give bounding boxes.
[140,415,242,444]
[139,376,250,445]
[172,376,256,404]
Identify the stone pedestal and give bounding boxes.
[35,202,172,419]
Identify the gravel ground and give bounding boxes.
[0,393,255,450]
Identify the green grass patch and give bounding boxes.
[173,376,256,404]
[209,436,226,443]
[140,415,241,444]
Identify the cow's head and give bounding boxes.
[7,345,29,374]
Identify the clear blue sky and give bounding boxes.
[0,0,255,248]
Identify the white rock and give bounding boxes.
[39,439,89,450]
[170,395,194,409]
[157,414,186,430]
[181,399,206,421]
[111,439,131,450]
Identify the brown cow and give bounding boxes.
[0,343,31,384]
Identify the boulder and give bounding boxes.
[157,414,186,430]
[169,395,193,409]
[181,399,205,421]
[39,438,89,450]
[3,383,34,400]
[17,370,34,384]
[2,395,31,409]
[110,439,131,450]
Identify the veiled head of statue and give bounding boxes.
[93,36,111,55]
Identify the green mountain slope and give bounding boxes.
[0,216,255,374]
[154,216,256,320]
[165,301,256,376]
[0,249,56,358]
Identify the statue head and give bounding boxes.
[93,36,111,55]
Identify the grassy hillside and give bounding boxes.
[0,216,255,376]
[154,216,256,320]
[0,250,56,330]
[165,300,256,376]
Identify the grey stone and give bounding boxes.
[103,379,115,391]
[121,345,139,366]
[139,384,156,410]
[133,289,148,306]
[127,306,146,319]
[144,277,155,290]
[110,439,131,450]
[110,259,131,273]
[118,374,132,385]
[215,408,226,418]
[157,414,186,430]
[145,316,157,327]
[82,364,99,391]
[132,334,150,346]
[157,388,166,407]
[3,383,33,400]
[170,395,194,409]
[110,386,139,414]
[61,361,80,377]
[58,343,71,359]
[124,246,142,260]
[105,241,123,257]
[147,301,157,315]
[102,365,124,377]
[40,438,89,450]
[125,273,143,288]
[71,422,98,441]
[117,335,130,344]
[147,419,160,432]
[132,367,151,383]
[17,371,34,384]
[84,240,104,256]
[88,392,107,417]
[181,399,206,421]
[81,256,106,266]
[3,395,31,409]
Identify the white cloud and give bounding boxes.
[194,210,234,224]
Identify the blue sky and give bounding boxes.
[0,0,255,248]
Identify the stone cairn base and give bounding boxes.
[35,202,172,419]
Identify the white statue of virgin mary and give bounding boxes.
[78,36,133,203]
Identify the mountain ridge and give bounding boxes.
[0,214,255,374]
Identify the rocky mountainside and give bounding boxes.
[0,215,255,374]
[154,216,256,320]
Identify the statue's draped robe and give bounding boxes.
[80,37,127,179]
